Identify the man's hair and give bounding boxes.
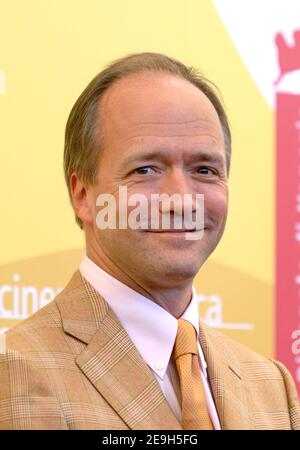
[64,52,231,229]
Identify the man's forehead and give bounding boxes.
[101,70,184,99]
[99,71,221,130]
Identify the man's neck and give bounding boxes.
[85,248,194,319]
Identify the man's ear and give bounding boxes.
[70,173,94,225]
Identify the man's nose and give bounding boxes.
[158,169,197,213]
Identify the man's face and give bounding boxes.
[85,72,228,286]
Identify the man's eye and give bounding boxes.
[197,167,215,175]
[134,166,154,175]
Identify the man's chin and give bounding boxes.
[148,256,207,280]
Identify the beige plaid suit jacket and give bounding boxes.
[0,270,299,430]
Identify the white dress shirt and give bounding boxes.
[79,255,221,429]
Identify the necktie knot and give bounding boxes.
[173,319,198,360]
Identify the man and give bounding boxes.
[0,52,299,430]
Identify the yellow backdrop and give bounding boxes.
[0,0,273,358]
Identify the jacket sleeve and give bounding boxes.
[271,359,300,430]
[0,349,68,430]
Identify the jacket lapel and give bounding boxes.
[198,321,253,430]
[56,270,181,430]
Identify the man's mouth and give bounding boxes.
[145,228,205,233]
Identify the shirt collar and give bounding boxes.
[79,255,205,380]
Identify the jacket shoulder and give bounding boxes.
[3,298,63,353]
[2,270,83,354]
[0,284,77,429]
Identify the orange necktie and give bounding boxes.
[173,319,214,430]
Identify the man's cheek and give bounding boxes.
[205,193,228,218]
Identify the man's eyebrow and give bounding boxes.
[119,151,167,169]
[186,151,225,165]
[119,149,226,169]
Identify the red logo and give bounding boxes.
[274,30,300,84]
